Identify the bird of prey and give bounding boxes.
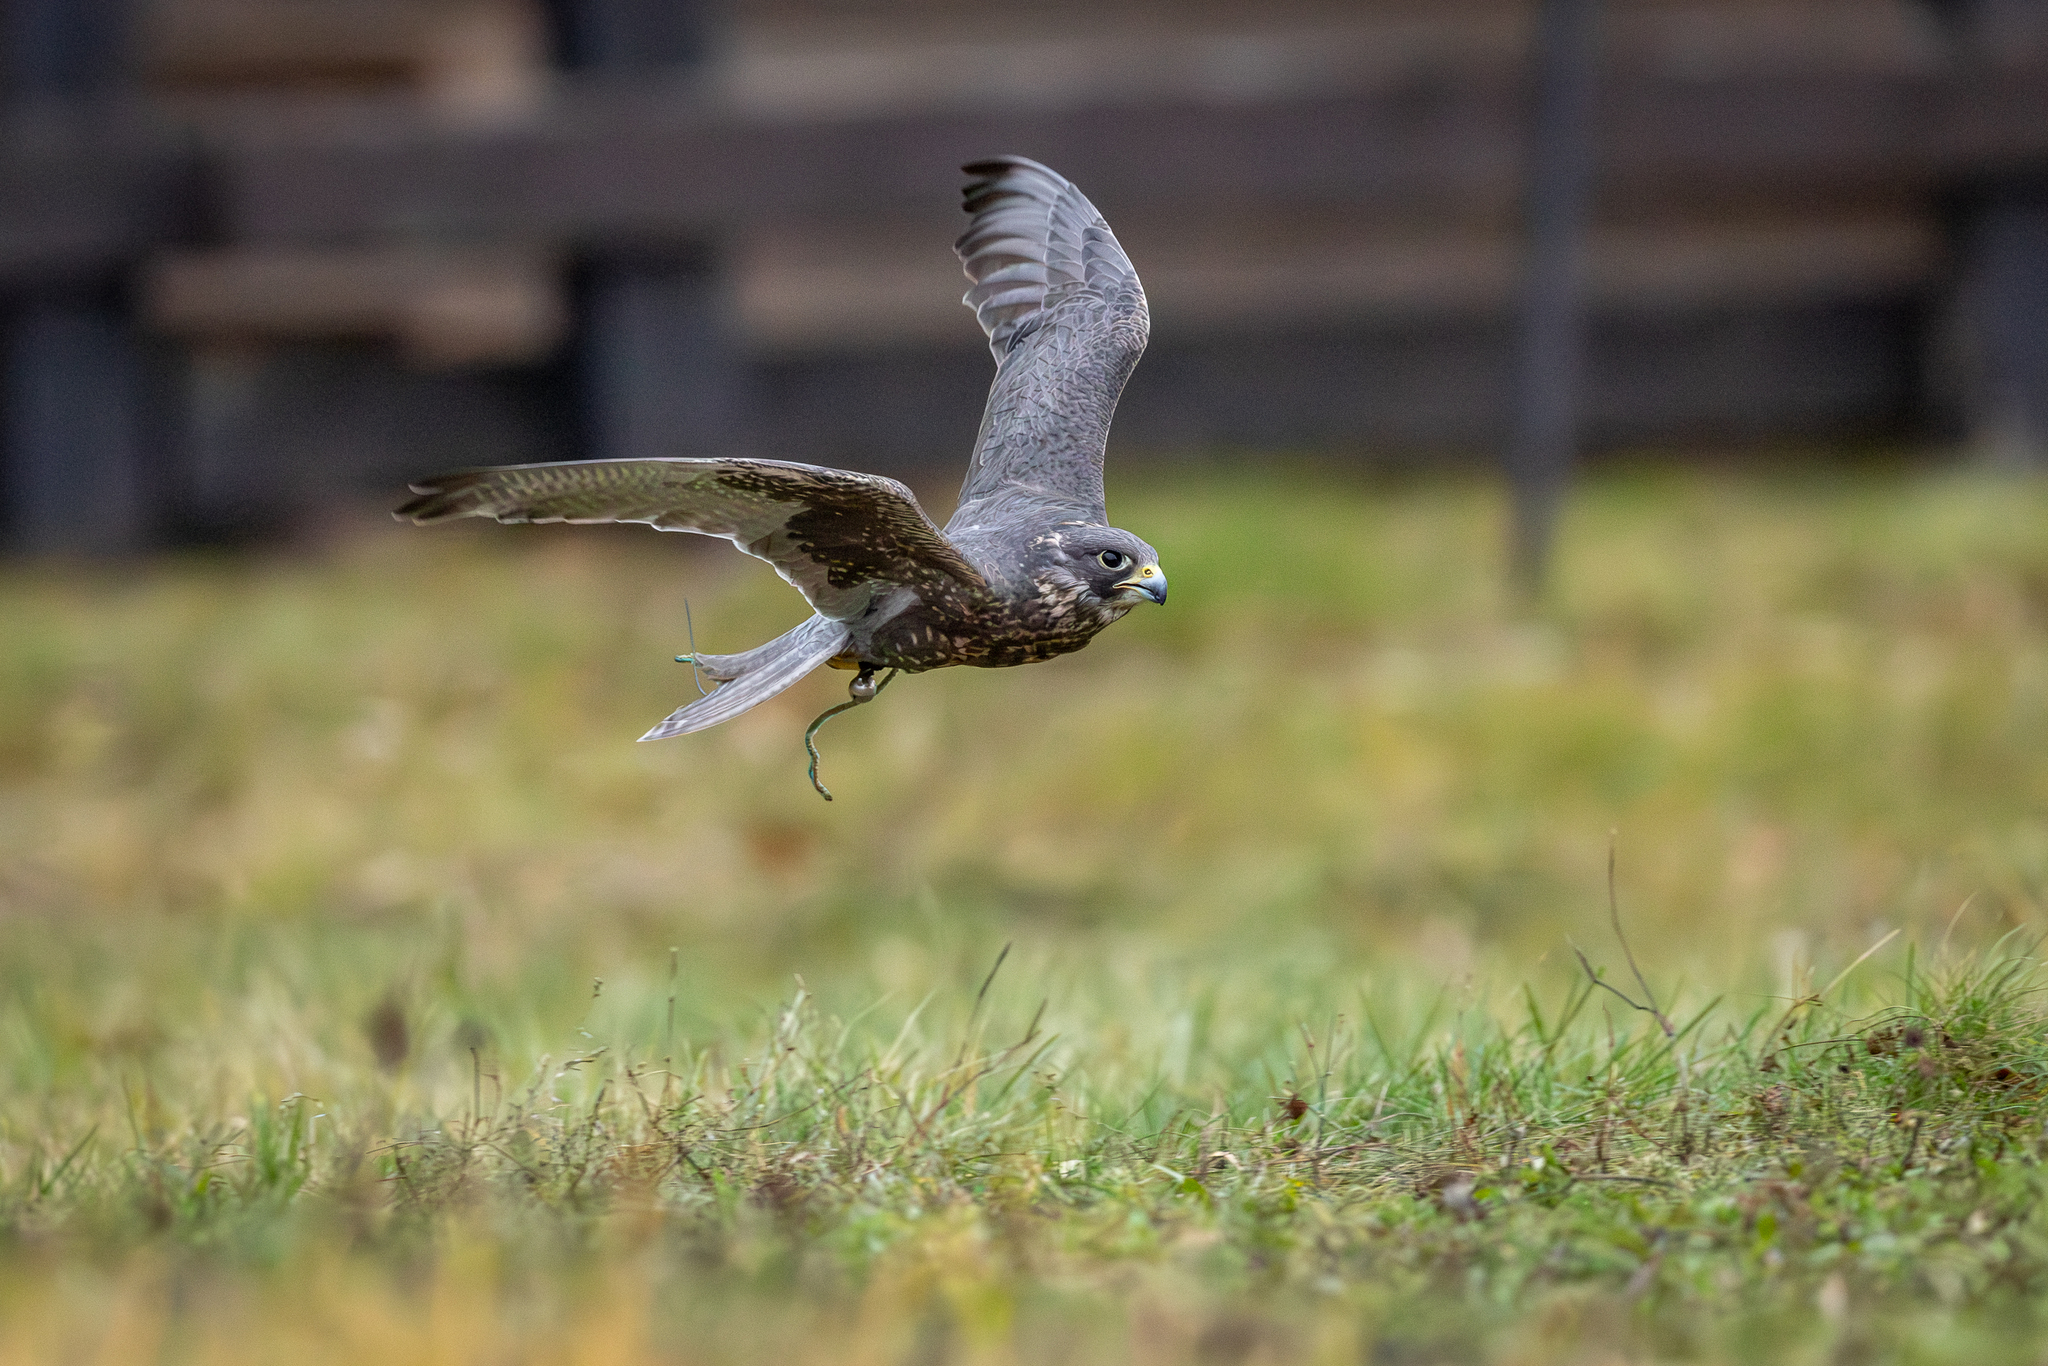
[397,156,1165,797]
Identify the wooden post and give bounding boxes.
[550,0,742,462]
[1922,0,2048,467]
[2,0,126,95]
[547,0,710,70]
[1,0,164,554]
[1505,0,1600,591]
[2,293,156,553]
[1959,188,2048,468]
[577,248,741,462]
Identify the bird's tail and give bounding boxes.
[640,614,851,741]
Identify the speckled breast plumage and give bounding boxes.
[859,591,1122,672]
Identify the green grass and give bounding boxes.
[3,464,2048,1362]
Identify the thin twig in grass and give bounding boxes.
[953,941,1012,1070]
[1150,1109,1187,1168]
[975,942,1013,1014]
[1771,1036,1873,1054]
[981,1001,1053,1108]
[483,1140,545,1185]
[1572,835,1675,1039]
[708,1070,877,1143]
[388,1149,418,1202]
[1757,928,1905,1068]
[664,946,679,1105]
[896,1007,1047,1165]
[30,1127,97,1202]
[625,1066,718,1183]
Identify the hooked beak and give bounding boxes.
[1114,564,1168,606]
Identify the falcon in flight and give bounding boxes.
[398,157,1165,794]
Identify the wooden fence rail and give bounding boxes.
[9,64,2048,272]
[4,0,2048,551]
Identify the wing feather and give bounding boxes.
[397,457,984,621]
[948,157,1149,530]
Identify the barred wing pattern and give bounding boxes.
[398,457,985,621]
[949,156,1150,529]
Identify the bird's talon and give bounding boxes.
[849,669,878,702]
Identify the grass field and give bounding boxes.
[4,463,2048,1363]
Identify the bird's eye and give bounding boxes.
[1098,550,1127,570]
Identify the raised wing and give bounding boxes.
[948,156,1149,531]
[397,457,985,621]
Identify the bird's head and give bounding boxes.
[1031,526,1167,618]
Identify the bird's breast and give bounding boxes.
[855,588,1110,672]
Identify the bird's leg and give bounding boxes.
[804,667,897,802]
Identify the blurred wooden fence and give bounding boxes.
[3,0,2048,550]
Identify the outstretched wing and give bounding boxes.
[398,457,985,621]
[948,156,1149,530]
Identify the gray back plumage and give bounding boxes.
[949,157,1149,531]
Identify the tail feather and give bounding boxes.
[640,614,851,741]
[687,632,812,683]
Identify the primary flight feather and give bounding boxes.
[397,156,1166,763]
